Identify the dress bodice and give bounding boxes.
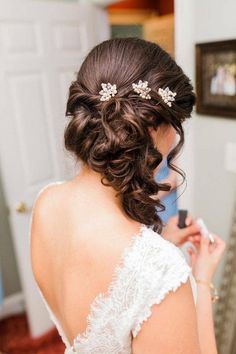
[29,182,197,354]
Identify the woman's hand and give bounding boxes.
[187,233,226,283]
[162,214,201,246]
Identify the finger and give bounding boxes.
[188,234,201,242]
[209,234,226,255]
[185,214,193,226]
[191,239,201,246]
[187,247,197,267]
[211,235,226,254]
[192,239,200,252]
[177,224,201,239]
[209,241,217,253]
[200,232,210,253]
[212,233,226,247]
[193,235,201,241]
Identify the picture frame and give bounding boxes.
[196,39,236,118]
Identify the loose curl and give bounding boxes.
[64,37,196,233]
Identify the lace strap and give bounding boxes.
[130,232,192,338]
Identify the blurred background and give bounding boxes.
[0,0,236,353]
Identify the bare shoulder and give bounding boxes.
[30,180,73,241]
[30,181,70,278]
[132,279,201,354]
[32,181,68,215]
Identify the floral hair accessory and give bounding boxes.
[158,87,176,107]
[132,80,151,99]
[99,82,117,101]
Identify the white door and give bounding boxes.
[0,0,107,337]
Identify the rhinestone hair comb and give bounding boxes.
[98,81,177,106]
[158,87,177,107]
[132,80,151,99]
[99,82,117,101]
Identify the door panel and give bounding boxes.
[0,0,104,337]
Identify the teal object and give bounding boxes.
[111,25,143,39]
[155,158,178,225]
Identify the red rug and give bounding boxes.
[0,312,65,354]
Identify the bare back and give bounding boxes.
[31,172,200,354]
[30,175,143,346]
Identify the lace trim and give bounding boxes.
[131,244,192,338]
[71,223,148,352]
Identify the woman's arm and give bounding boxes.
[132,280,201,354]
[188,233,226,354]
[196,283,218,354]
[162,213,225,354]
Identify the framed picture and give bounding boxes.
[196,39,236,118]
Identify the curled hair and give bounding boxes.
[64,37,196,233]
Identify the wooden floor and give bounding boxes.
[0,312,65,354]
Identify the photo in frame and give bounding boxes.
[196,39,236,118]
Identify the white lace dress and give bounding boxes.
[30,182,197,354]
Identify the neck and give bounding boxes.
[73,162,142,232]
[75,162,123,210]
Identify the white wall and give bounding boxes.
[175,0,236,286]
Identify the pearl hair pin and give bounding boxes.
[132,80,151,99]
[99,82,117,101]
[158,87,177,107]
[98,81,177,106]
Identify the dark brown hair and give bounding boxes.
[64,37,195,233]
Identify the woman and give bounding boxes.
[30,38,225,354]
